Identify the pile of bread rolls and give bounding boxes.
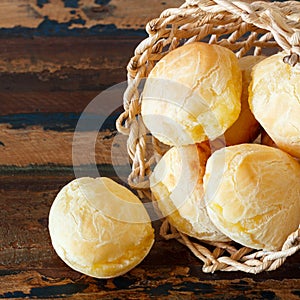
[146,42,300,252]
[48,42,300,278]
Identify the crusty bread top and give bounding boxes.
[141,42,242,146]
[49,177,154,278]
[204,143,300,251]
[249,52,300,158]
[150,143,230,242]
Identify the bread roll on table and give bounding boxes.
[49,177,154,278]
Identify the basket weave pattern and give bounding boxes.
[116,0,300,273]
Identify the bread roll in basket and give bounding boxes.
[116,0,300,273]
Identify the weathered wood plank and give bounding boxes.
[0,91,100,115]
[0,37,137,74]
[0,174,299,299]
[0,271,299,299]
[0,0,183,36]
[0,125,127,167]
[0,37,141,95]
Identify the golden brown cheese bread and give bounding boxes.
[203,143,300,251]
[249,51,300,158]
[150,143,230,242]
[49,177,154,278]
[141,42,242,146]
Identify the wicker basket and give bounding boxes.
[116,0,300,273]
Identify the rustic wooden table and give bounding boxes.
[0,0,299,299]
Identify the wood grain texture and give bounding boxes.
[0,125,128,167]
[0,174,299,299]
[0,91,100,115]
[0,37,138,74]
[0,0,183,29]
[0,37,141,97]
[0,0,183,37]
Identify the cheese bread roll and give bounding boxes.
[49,177,154,278]
[150,143,229,242]
[142,42,242,146]
[249,52,300,157]
[204,144,300,251]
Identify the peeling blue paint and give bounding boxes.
[0,291,27,298]
[0,18,146,37]
[95,0,111,5]
[37,17,86,35]
[0,283,88,299]
[64,0,79,8]
[31,283,88,298]
[0,112,121,132]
